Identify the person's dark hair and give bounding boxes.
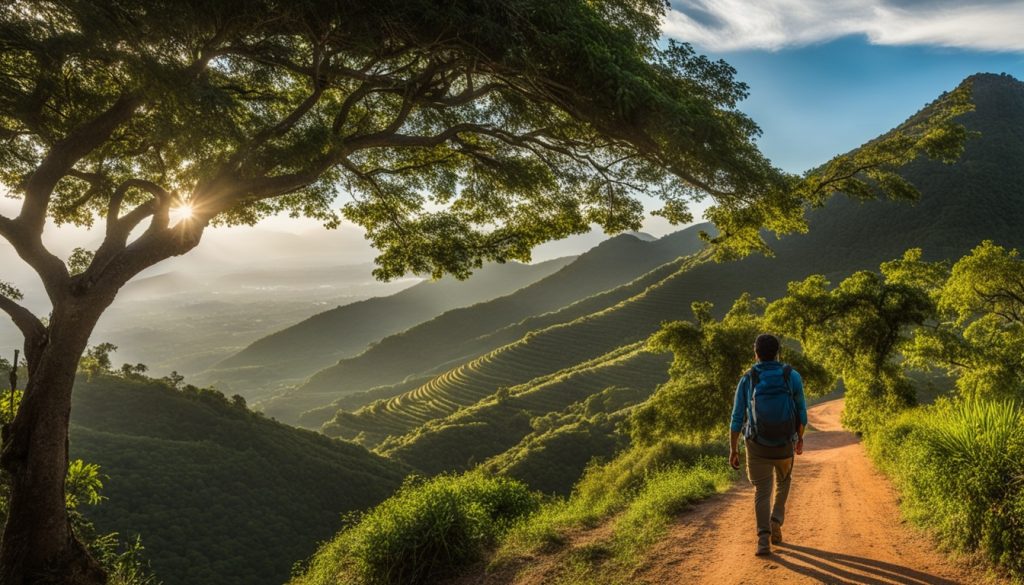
[754,334,780,361]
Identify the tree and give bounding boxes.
[902,242,1024,401]
[0,1,969,582]
[633,294,831,443]
[766,270,935,432]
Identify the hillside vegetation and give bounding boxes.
[197,257,573,399]
[69,374,407,585]
[262,228,708,423]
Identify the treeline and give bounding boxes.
[289,241,1024,584]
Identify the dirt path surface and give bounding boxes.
[636,398,993,585]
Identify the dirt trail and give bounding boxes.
[636,398,993,585]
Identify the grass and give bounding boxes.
[866,398,1024,580]
[290,473,539,585]
[492,440,735,581]
[289,438,735,585]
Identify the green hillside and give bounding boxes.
[69,375,407,585]
[262,228,709,423]
[196,257,573,399]
[311,73,1024,489]
[481,385,648,495]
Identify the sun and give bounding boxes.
[169,203,195,224]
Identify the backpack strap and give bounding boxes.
[783,364,798,441]
[744,368,757,437]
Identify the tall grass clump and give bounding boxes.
[868,399,1024,578]
[495,439,730,563]
[610,457,732,561]
[292,473,539,585]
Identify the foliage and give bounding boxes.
[292,473,539,585]
[80,342,119,376]
[484,385,652,495]
[632,294,832,443]
[0,0,814,286]
[70,374,407,585]
[633,295,766,442]
[766,270,934,431]
[867,399,1024,578]
[904,241,1024,401]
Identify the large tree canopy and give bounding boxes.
[0,1,972,583]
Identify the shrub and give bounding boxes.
[292,473,539,585]
[868,399,1024,578]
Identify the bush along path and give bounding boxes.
[633,398,1000,585]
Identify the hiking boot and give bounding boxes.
[770,519,783,545]
[755,534,771,556]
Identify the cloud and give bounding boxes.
[663,1,1024,52]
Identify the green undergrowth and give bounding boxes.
[289,439,735,585]
[866,399,1024,581]
[491,440,735,581]
[290,473,539,585]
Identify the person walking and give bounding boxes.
[729,333,807,556]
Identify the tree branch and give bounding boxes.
[106,179,172,237]
[19,93,140,230]
[0,215,68,303]
[0,294,46,369]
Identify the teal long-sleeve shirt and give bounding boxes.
[729,361,808,434]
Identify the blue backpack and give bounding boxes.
[743,365,797,447]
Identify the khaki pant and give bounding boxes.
[745,442,794,537]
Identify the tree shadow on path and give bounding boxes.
[771,543,963,585]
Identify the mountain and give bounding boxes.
[301,73,1024,490]
[69,375,407,585]
[197,257,574,399]
[262,227,710,423]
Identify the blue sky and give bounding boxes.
[664,0,1024,173]
[698,37,1024,174]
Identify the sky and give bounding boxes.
[3,1,1024,295]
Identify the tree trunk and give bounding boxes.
[1,302,107,585]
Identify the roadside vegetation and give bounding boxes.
[289,240,1024,585]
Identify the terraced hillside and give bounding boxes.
[374,345,670,472]
[310,73,1024,479]
[262,227,710,423]
[294,255,694,427]
[196,257,574,398]
[322,339,666,446]
[312,249,713,449]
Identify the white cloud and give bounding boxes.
[663,1,1024,52]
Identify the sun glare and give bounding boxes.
[169,203,195,223]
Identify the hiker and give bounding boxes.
[728,333,807,556]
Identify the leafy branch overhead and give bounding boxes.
[0,0,971,290]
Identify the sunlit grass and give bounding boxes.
[867,399,1024,579]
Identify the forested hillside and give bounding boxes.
[262,227,708,423]
[295,73,1024,494]
[197,257,574,399]
[68,375,407,585]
